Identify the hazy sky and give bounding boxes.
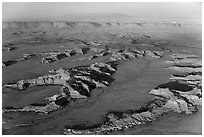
[2,2,202,21]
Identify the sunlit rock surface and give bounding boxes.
[64,85,201,134]
[2,46,17,52]
[64,82,201,134]
[166,53,202,73]
[170,54,199,59]
[3,61,119,114]
[63,53,202,134]
[3,50,201,132]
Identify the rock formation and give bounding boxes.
[2,46,17,52]
[89,22,102,27]
[63,81,201,134]
[166,53,202,74]
[110,49,162,61]
[3,61,119,114]
[3,53,36,67]
[71,47,163,62]
[62,53,202,134]
[3,40,164,67]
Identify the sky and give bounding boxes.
[2,2,202,21]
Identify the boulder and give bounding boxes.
[163,100,181,113]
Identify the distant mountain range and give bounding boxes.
[3,12,201,25]
[60,12,132,21]
[3,12,133,22]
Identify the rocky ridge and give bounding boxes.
[2,33,165,67]
[2,46,201,134]
[2,45,167,115]
[2,53,36,67]
[3,61,119,114]
[63,52,202,135]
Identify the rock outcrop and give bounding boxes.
[2,44,201,133]
[63,52,202,135]
[72,47,163,62]
[166,53,202,73]
[3,61,119,114]
[3,53,36,67]
[3,72,70,90]
[41,47,110,64]
[3,41,164,67]
[145,50,163,58]
[88,51,110,60]
[166,53,202,88]
[2,46,17,52]
[3,86,71,114]
[110,49,162,61]
[167,66,202,73]
[63,82,201,134]
[170,54,199,59]
[166,58,202,68]
[89,22,102,27]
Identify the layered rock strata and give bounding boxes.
[72,48,162,62]
[63,53,202,134]
[3,61,119,114]
[3,50,201,134]
[166,53,202,87]
[3,42,164,66]
[3,86,70,114]
[63,84,201,134]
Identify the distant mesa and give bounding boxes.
[106,22,111,26]
[89,22,102,27]
[137,23,143,27]
[65,22,77,28]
